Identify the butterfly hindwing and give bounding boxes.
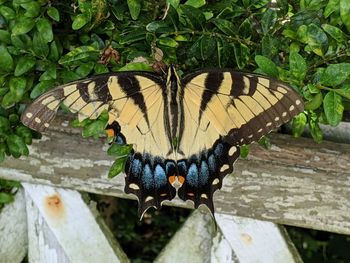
[21,66,304,216]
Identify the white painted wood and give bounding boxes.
[213,214,302,263]
[154,210,215,263]
[23,183,129,263]
[0,188,27,263]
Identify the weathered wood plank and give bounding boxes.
[1,122,350,234]
[23,183,129,263]
[0,189,27,263]
[213,214,302,263]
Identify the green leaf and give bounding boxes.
[159,37,178,47]
[36,18,53,43]
[323,91,344,126]
[30,80,56,99]
[47,7,60,22]
[306,23,328,56]
[12,17,35,35]
[212,18,235,36]
[292,112,307,137]
[185,0,206,8]
[146,21,172,33]
[6,134,29,158]
[320,63,350,86]
[108,156,128,178]
[0,192,14,204]
[304,92,323,110]
[21,1,41,17]
[340,0,350,32]
[261,9,277,34]
[32,31,49,57]
[14,55,36,76]
[118,62,153,72]
[39,64,57,81]
[289,51,306,81]
[322,24,346,42]
[309,117,323,143]
[0,46,14,72]
[1,92,17,108]
[82,120,106,138]
[324,0,339,18]
[127,0,141,20]
[9,77,26,99]
[107,144,133,157]
[334,85,350,100]
[0,6,15,20]
[0,116,10,132]
[240,144,250,158]
[200,35,216,60]
[181,5,205,30]
[16,125,32,144]
[258,136,271,149]
[72,14,90,30]
[75,61,94,77]
[255,55,279,78]
[10,34,32,49]
[0,30,11,44]
[233,42,249,70]
[59,46,99,65]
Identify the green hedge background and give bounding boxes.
[0,0,350,261]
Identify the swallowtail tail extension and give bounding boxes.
[21,65,304,216]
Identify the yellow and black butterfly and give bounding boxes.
[21,65,304,216]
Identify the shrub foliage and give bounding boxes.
[0,0,349,161]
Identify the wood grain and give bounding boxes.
[1,117,350,234]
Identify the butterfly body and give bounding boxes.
[21,65,304,216]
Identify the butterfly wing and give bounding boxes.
[177,70,304,212]
[21,72,176,216]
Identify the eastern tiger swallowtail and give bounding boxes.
[21,65,304,216]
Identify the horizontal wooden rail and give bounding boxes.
[1,117,350,234]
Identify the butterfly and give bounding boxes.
[21,65,304,217]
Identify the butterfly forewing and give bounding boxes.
[21,67,304,216]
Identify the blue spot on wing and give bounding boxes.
[199,160,209,186]
[131,158,142,177]
[154,165,167,188]
[214,143,224,157]
[187,163,198,187]
[208,154,216,173]
[142,164,153,189]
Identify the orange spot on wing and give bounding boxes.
[106,128,115,138]
[160,193,167,197]
[168,175,176,185]
[178,176,185,185]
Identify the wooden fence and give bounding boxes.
[0,117,349,262]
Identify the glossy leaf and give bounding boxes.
[127,0,141,20]
[185,0,206,8]
[107,144,133,157]
[322,24,345,42]
[14,55,36,76]
[323,91,344,127]
[16,125,32,145]
[304,92,323,110]
[21,1,41,17]
[0,116,10,132]
[340,0,350,32]
[306,23,328,56]
[59,46,99,65]
[0,46,14,72]
[334,85,350,100]
[12,17,35,35]
[36,18,53,43]
[82,120,107,138]
[212,18,235,36]
[200,35,216,60]
[33,32,49,57]
[72,14,90,30]
[108,156,128,178]
[324,0,339,18]
[292,113,307,137]
[0,6,15,20]
[261,9,277,34]
[320,63,350,86]
[30,80,56,99]
[289,51,306,81]
[47,7,60,22]
[255,55,279,78]
[159,37,178,47]
[6,134,29,158]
